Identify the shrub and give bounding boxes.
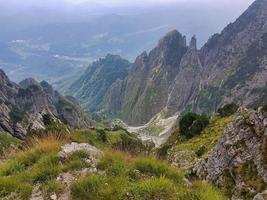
[42,114,54,126]
[97,129,108,142]
[113,132,144,154]
[217,103,238,117]
[179,113,210,139]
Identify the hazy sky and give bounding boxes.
[1,0,254,7]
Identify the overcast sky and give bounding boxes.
[1,0,254,7]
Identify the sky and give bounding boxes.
[1,0,254,7]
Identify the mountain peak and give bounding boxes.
[0,69,9,82]
[19,78,39,89]
[189,35,197,49]
[158,29,186,49]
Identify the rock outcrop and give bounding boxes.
[194,106,267,199]
[0,69,93,138]
[59,142,103,159]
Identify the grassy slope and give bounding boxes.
[165,115,234,168]
[0,128,227,200]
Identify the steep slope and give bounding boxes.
[196,0,267,112]
[167,36,203,114]
[0,69,92,138]
[103,30,188,125]
[66,54,131,112]
[192,106,267,199]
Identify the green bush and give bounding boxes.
[217,103,238,117]
[112,132,144,154]
[42,114,54,126]
[96,129,108,142]
[179,113,210,139]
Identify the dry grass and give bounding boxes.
[24,132,70,152]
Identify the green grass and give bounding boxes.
[72,128,145,154]
[171,115,233,158]
[0,129,227,200]
[0,135,65,199]
[71,151,226,200]
[71,129,125,148]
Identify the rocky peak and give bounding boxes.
[158,30,186,48]
[19,78,39,89]
[0,69,9,83]
[189,35,197,50]
[40,80,55,97]
[149,29,187,67]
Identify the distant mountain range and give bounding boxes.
[0,1,252,82]
[64,0,267,126]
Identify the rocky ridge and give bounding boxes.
[0,69,93,138]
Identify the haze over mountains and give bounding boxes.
[0,0,253,82]
[66,0,267,126]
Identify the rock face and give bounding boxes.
[59,142,103,159]
[202,107,267,199]
[0,69,93,138]
[103,30,188,125]
[195,0,267,113]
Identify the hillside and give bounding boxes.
[0,104,266,200]
[66,54,131,112]
[0,125,226,200]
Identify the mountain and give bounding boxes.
[0,69,93,138]
[0,1,253,82]
[97,0,267,126]
[196,0,267,111]
[65,54,131,112]
[103,30,187,125]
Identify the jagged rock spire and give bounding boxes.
[190,35,197,49]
